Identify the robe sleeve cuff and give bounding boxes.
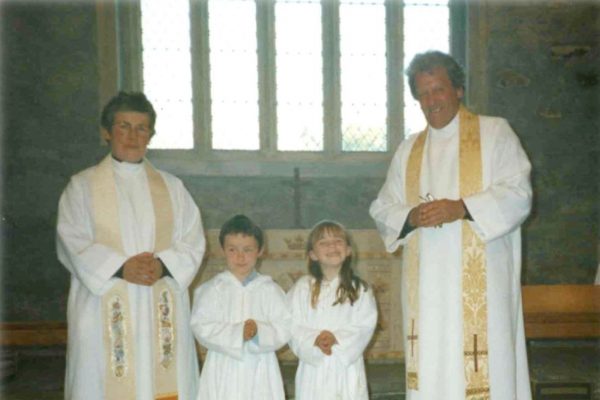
[154,249,193,290]
[461,199,473,221]
[398,216,416,239]
[462,195,499,241]
[157,258,173,278]
[88,253,128,296]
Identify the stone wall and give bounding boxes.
[1,1,598,323]
[466,1,599,283]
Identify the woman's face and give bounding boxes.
[103,111,152,163]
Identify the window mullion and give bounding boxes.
[449,0,467,103]
[257,0,277,154]
[117,0,143,92]
[386,0,404,152]
[322,0,341,155]
[191,0,212,155]
[96,1,119,112]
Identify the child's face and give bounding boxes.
[309,231,351,269]
[223,233,263,282]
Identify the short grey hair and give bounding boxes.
[406,51,465,99]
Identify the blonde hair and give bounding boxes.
[306,220,368,308]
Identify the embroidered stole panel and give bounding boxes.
[458,107,490,399]
[91,155,178,400]
[404,132,427,390]
[405,107,490,399]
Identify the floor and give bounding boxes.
[1,340,598,400]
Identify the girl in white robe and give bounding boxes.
[287,220,378,400]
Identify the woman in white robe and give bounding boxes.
[57,92,205,400]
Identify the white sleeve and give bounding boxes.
[330,286,378,367]
[155,177,205,291]
[286,280,326,366]
[463,119,532,242]
[190,282,245,361]
[369,141,415,252]
[56,176,126,296]
[247,284,292,354]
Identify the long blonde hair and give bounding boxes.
[306,220,368,308]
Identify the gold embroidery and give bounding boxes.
[155,394,178,400]
[404,107,490,396]
[103,280,136,400]
[404,131,427,390]
[158,289,175,369]
[459,106,490,399]
[153,279,179,399]
[108,295,128,378]
[93,155,178,399]
[407,319,418,358]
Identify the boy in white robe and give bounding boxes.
[191,215,291,400]
[287,220,378,400]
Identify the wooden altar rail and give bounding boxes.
[1,285,598,346]
[521,284,599,339]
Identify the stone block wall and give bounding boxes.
[467,1,599,283]
[1,1,598,322]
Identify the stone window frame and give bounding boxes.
[96,0,465,178]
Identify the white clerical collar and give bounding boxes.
[111,155,144,175]
[429,112,459,138]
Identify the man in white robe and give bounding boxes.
[57,92,205,400]
[370,51,532,400]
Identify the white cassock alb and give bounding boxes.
[287,275,378,400]
[57,157,205,400]
[190,270,291,400]
[370,113,532,400]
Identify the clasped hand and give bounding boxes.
[408,198,466,228]
[122,252,163,286]
[243,319,258,341]
[314,330,338,356]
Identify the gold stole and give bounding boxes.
[91,155,179,400]
[405,106,490,399]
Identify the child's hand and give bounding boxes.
[243,319,257,341]
[314,330,338,355]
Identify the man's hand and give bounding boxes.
[243,319,258,341]
[122,252,163,286]
[314,330,338,355]
[408,199,466,228]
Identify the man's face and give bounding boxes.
[415,66,463,129]
[102,111,152,163]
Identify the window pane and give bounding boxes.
[403,0,449,136]
[340,0,386,152]
[141,0,193,149]
[275,0,323,151]
[209,0,259,150]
